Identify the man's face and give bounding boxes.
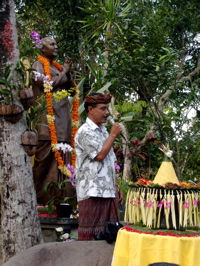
[42,37,58,58]
[89,103,109,126]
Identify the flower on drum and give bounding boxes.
[183,202,190,209]
[145,201,154,207]
[164,201,171,209]
[157,201,164,208]
[179,181,192,188]
[60,233,69,240]
[132,199,140,206]
[55,227,64,233]
[137,178,148,185]
[194,199,199,207]
[136,178,152,186]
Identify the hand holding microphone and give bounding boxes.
[107,116,126,141]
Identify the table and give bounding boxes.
[112,226,200,266]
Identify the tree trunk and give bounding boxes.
[121,127,132,182]
[0,0,43,263]
[0,123,43,263]
[109,98,132,181]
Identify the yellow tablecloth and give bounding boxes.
[112,226,200,266]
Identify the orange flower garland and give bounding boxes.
[38,55,63,75]
[38,55,79,178]
[71,82,79,167]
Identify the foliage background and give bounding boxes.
[15,0,200,181]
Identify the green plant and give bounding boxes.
[14,58,35,90]
[25,95,47,131]
[44,179,75,215]
[0,60,34,105]
[0,65,18,105]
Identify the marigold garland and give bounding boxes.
[37,55,79,178]
[71,83,79,167]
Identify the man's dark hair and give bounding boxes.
[84,93,100,113]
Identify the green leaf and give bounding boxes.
[58,179,71,189]
[33,105,41,113]
[78,82,112,115]
[155,65,160,71]
[131,31,141,37]
[0,88,10,96]
[44,181,59,195]
[5,65,11,79]
[0,79,8,86]
[77,78,85,91]
[7,76,14,84]
[46,200,55,215]
[63,197,71,202]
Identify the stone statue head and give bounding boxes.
[40,37,58,59]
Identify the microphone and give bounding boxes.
[107,116,126,141]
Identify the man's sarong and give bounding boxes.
[78,197,119,240]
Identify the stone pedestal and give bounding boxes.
[39,217,78,242]
[4,240,115,266]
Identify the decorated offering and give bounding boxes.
[125,144,200,229]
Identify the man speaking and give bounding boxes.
[75,92,123,240]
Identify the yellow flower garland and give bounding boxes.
[37,55,79,177]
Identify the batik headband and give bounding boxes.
[84,93,112,104]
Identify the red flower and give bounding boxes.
[38,214,57,217]
[137,178,149,185]
[122,225,200,238]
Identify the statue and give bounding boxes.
[32,37,75,205]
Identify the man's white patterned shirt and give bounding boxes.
[75,118,116,202]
